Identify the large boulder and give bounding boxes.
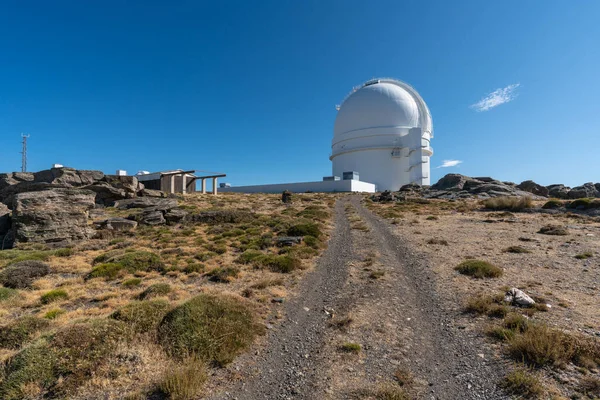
[85,182,128,206]
[11,188,96,246]
[431,174,472,191]
[568,183,599,199]
[546,184,571,199]
[517,180,549,197]
[33,167,104,186]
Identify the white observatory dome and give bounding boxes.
[331,78,433,191]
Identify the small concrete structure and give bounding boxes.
[219,179,376,194]
[135,170,226,195]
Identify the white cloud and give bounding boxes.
[471,83,520,112]
[436,160,463,168]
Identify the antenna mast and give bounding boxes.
[21,134,30,172]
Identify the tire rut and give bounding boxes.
[350,196,508,399]
[209,198,358,400]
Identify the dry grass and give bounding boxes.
[0,192,335,398]
[455,259,503,278]
[500,368,544,399]
[483,196,533,211]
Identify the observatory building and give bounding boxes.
[332,78,433,190]
[221,78,433,193]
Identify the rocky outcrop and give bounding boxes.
[0,167,148,207]
[100,217,138,232]
[119,197,187,226]
[0,203,11,249]
[517,180,549,197]
[547,184,571,199]
[11,188,96,246]
[568,183,599,199]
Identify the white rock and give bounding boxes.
[504,288,535,307]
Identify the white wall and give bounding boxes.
[219,179,376,194]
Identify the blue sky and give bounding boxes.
[1,1,599,187]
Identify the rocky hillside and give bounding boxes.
[0,167,171,249]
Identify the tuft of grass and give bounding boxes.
[158,293,264,366]
[53,247,74,257]
[205,243,227,255]
[158,357,208,400]
[183,263,204,274]
[503,245,531,254]
[138,283,171,300]
[538,225,568,236]
[426,215,438,220]
[542,199,563,209]
[575,251,593,260]
[240,253,302,273]
[249,277,283,290]
[483,196,533,211]
[369,270,385,279]
[465,293,506,316]
[507,323,577,367]
[206,266,239,283]
[44,308,66,319]
[339,342,361,353]
[374,384,410,400]
[393,368,414,387]
[426,238,448,245]
[40,289,68,304]
[500,368,544,399]
[455,260,503,278]
[567,198,600,210]
[122,278,142,288]
[111,300,171,333]
[0,287,18,302]
[0,315,50,349]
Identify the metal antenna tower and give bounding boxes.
[21,133,30,172]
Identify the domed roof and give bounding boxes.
[334,79,432,138]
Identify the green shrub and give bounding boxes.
[303,235,320,249]
[0,316,50,349]
[259,255,301,273]
[287,222,322,238]
[206,266,239,283]
[54,247,74,257]
[500,368,543,399]
[575,251,593,260]
[158,357,208,400]
[455,260,503,278]
[88,251,165,279]
[40,289,68,304]
[0,287,18,302]
[194,252,215,262]
[205,243,227,255]
[183,263,204,274]
[503,246,531,254]
[0,250,54,267]
[111,300,171,333]
[235,250,264,264]
[249,277,283,289]
[483,196,533,211]
[158,293,264,365]
[0,339,58,400]
[567,198,600,210]
[44,308,66,319]
[339,342,361,353]
[122,278,142,287]
[138,283,171,300]
[0,260,50,289]
[542,199,563,209]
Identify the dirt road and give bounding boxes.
[209,196,508,399]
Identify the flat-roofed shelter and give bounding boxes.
[136,170,226,194]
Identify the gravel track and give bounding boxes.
[209,196,508,400]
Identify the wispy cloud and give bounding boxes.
[471,83,520,112]
[436,160,463,168]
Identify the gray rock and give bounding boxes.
[469,183,513,194]
[504,288,535,307]
[33,167,104,186]
[115,197,178,211]
[11,188,96,245]
[164,208,188,224]
[517,180,549,197]
[568,183,599,199]
[102,175,142,196]
[431,174,472,191]
[139,188,166,198]
[546,184,571,199]
[138,210,166,226]
[191,210,255,224]
[86,182,128,206]
[103,217,138,231]
[277,236,303,247]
